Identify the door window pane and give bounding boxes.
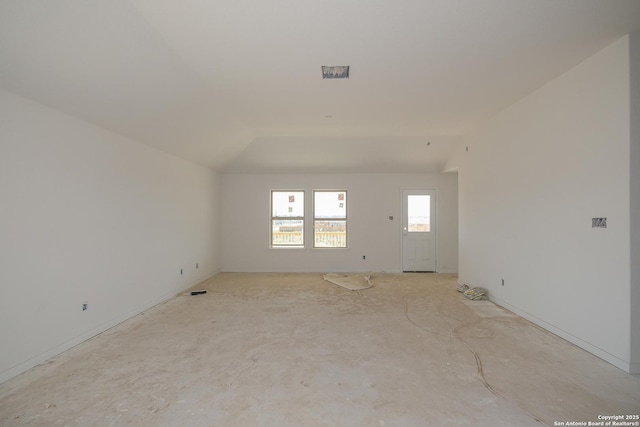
[408,195,430,232]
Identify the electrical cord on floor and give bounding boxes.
[451,321,547,425]
[390,273,548,426]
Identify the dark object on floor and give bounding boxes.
[190,290,207,295]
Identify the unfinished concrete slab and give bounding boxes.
[0,273,638,426]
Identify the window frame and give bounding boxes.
[270,190,305,249]
[312,190,348,249]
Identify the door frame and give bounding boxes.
[400,188,437,272]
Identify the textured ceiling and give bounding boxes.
[1,0,639,172]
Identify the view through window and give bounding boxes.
[314,190,347,248]
[271,191,304,247]
[407,194,430,232]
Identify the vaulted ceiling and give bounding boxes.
[1,1,639,172]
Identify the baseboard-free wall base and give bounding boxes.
[0,271,219,384]
[490,295,635,374]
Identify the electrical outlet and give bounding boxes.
[501,279,505,286]
[362,255,366,260]
[196,263,199,269]
[180,268,183,275]
[82,303,88,311]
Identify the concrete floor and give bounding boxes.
[1,273,639,426]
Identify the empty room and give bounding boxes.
[1,1,640,426]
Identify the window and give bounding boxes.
[313,190,347,248]
[271,191,304,248]
[407,194,430,232]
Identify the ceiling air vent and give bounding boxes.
[322,66,349,79]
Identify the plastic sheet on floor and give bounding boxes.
[323,273,373,291]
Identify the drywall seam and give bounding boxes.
[490,295,632,373]
[0,271,219,384]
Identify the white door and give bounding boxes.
[402,189,436,272]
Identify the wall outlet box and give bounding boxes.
[592,218,607,228]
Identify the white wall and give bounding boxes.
[0,89,221,383]
[458,37,633,371]
[221,173,457,273]
[630,32,640,372]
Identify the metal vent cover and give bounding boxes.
[322,66,349,79]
